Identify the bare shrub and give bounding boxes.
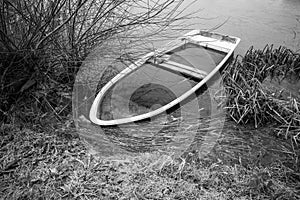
[0,0,193,123]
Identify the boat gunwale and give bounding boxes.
[89,30,241,126]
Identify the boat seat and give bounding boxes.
[157,60,208,80]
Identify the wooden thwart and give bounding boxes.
[158,60,208,79]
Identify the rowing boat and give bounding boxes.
[90,30,240,126]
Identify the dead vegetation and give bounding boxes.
[221,45,300,143]
[1,125,299,200]
[0,0,191,124]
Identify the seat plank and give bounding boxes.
[157,60,208,79]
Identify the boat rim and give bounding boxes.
[89,30,241,126]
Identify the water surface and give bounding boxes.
[182,0,300,53]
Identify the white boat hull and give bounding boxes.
[90,30,241,126]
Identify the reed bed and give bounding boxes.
[222,45,300,143]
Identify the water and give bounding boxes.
[73,0,300,166]
[182,0,300,54]
[99,43,225,120]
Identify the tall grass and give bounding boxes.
[222,45,300,143]
[0,0,192,124]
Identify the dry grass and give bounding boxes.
[1,124,299,200]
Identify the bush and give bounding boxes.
[0,0,190,123]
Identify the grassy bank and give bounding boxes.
[1,125,299,200]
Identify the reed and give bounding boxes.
[222,45,300,143]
